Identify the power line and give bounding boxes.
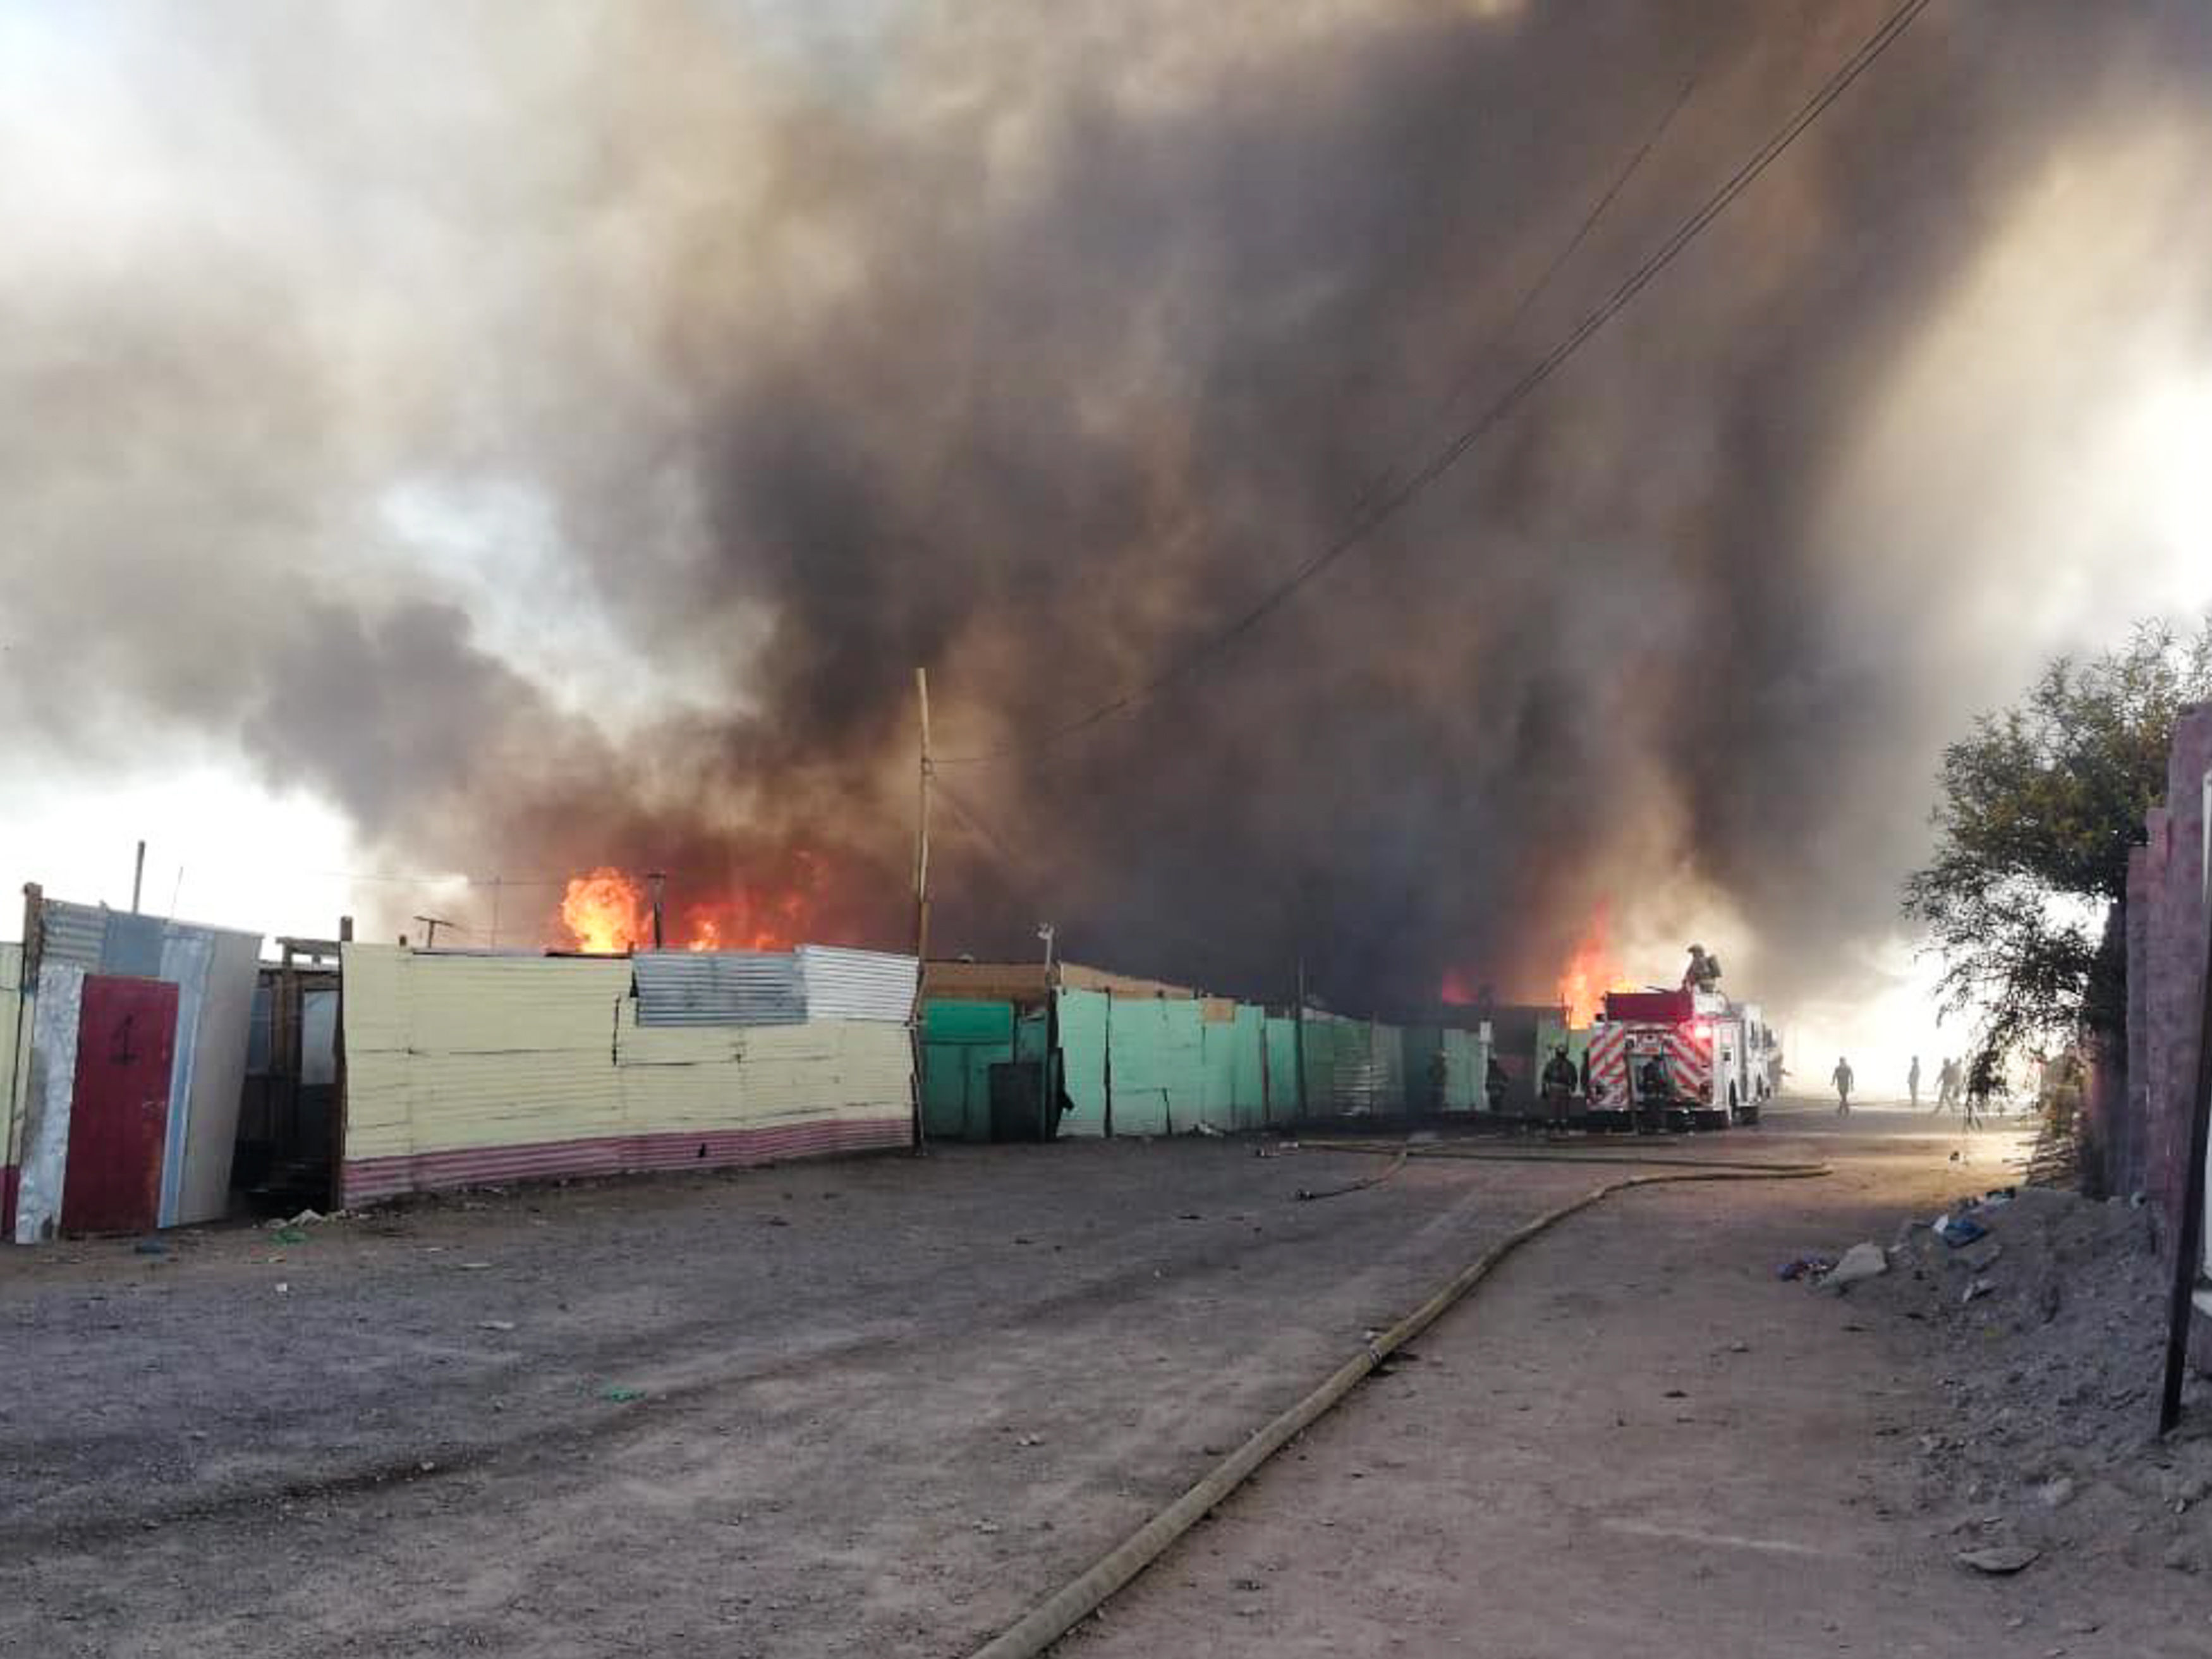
[938,0,1932,768]
[1342,68,1701,532]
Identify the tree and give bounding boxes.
[1903,618,2212,1080]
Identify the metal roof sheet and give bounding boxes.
[799,945,918,1023]
[632,949,806,1027]
[39,900,107,972]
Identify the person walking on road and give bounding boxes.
[1830,1055,1855,1117]
[1935,1056,1960,1114]
[1907,1054,1921,1110]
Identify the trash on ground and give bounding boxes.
[1957,1545,2041,1575]
[132,1239,167,1257]
[1933,1213,1989,1248]
[1823,1243,1888,1291]
[478,1319,517,1332]
[599,1384,645,1403]
[1777,1254,1836,1281]
[1961,1277,1995,1304]
[270,1226,309,1246]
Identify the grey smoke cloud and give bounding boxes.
[4,1,2211,1008]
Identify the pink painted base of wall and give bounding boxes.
[339,1115,913,1207]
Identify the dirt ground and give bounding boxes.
[4,1107,2206,1656]
[1069,1107,2212,1659]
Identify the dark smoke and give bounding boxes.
[5,1,2211,1013]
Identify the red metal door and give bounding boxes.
[62,976,179,1234]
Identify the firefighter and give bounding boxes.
[1831,1055,1854,1117]
[1484,1054,1509,1115]
[1681,944,1723,994]
[1541,1044,1577,1139]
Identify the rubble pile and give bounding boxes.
[1851,1187,2212,1573]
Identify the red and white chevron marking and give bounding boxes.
[1586,1023,1630,1107]
[1588,1020,1712,1104]
[1667,1024,1713,1098]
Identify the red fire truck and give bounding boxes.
[1584,987,1766,1132]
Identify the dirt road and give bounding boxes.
[1068,1109,2211,1659]
[5,1109,2201,1656]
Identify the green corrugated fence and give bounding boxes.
[921,999,1014,1141]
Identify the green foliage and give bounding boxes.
[1903,618,2212,1074]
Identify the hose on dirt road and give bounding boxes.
[968,1153,1830,1659]
[1291,1142,1410,1201]
[1300,1136,1816,1176]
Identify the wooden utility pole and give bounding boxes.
[130,840,145,913]
[412,914,454,950]
[913,667,933,967]
[908,667,933,1153]
[646,872,667,951]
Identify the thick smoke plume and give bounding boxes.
[4,1,2211,1013]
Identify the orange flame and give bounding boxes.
[1439,967,1480,1007]
[557,858,823,954]
[559,867,652,954]
[1555,902,1631,1027]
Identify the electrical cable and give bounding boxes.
[938,0,1932,769]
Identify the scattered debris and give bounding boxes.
[131,1239,167,1257]
[1777,1254,1836,1282]
[274,1282,290,1295]
[1933,1213,1989,1248]
[1825,1242,1889,1291]
[270,1227,309,1246]
[1958,1545,2041,1576]
[1854,1185,2212,1591]
[599,1385,645,1404]
[478,1320,517,1333]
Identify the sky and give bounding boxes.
[3,1,2211,1090]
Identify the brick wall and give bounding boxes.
[2117,705,2212,1257]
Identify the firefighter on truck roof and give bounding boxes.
[1682,943,1723,994]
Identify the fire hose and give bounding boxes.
[968,1150,1831,1659]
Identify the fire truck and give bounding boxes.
[1584,987,1773,1132]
